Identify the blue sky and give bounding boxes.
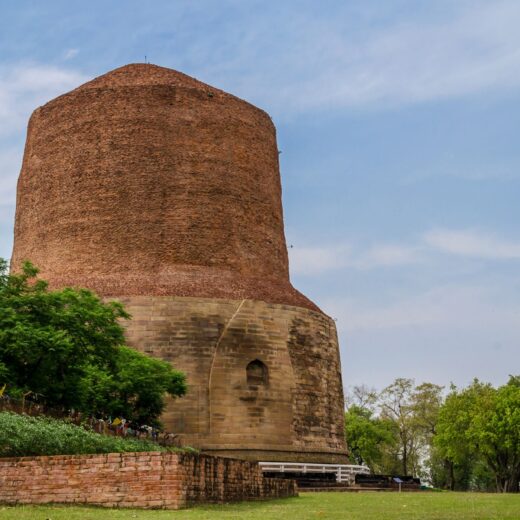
[1,1,519,392]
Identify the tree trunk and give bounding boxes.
[449,460,455,491]
[496,476,508,493]
[402,444,408,475]
[505,470,520,493]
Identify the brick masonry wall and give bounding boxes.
[11,63,316,312]
[0,451,296,509]
[121,296,348,463]
[178,452,297,506]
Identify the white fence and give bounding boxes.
[258,462,370,484]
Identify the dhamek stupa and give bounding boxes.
[11,64,347,463]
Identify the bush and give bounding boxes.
[0,412,166,457]
[0,259,186,425]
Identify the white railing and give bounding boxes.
[258,462,370,484]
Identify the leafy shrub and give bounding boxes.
[0,412,166,457]
[0,259,186,425]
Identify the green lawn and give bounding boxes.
[1,492,519,520]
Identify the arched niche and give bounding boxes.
[246,359,268,386]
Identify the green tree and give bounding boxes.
[426,443,494,491]
[474,378,520,492]
[410,382,444,482]
[433,382,479,490]
[78,346,187,425]
[0,259,186,424]
[435,378,520,493]
[344,404,396,472]
[379,378,419,476]
[411,382,443,441]
[345,380,445,478]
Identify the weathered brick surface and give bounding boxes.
[0,452,296,509]
[122,296,348,463]
[178,453,296,506]
[11,63,316,311]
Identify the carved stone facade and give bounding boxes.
[11,64,348,462]
[121,296,347,462]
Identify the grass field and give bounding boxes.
[1,492,519,520]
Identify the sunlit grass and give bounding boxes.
[1,491,519,519]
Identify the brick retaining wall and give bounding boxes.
[0,451,296,509]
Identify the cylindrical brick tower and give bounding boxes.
[11,64,347,462]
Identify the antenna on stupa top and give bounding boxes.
[144,55,147,64]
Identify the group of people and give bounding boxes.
[88,416,161,441]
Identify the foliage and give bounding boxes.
[0,259,187,424]
[426,445,494,492]
[378,378,417,475]
[435,377,520,492]
[375,378,444,477]
[411,382,444,441]
[346,377,520,492]
[344,404,396,472]
[77,346,187,424]
[0,411,165,457]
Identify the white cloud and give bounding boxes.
[63,49,79,60]
[0,147,20,259]
[358,244,419,269]
[289,228,520,277]
[0,64,86,258]
[0,146,22,205]
[288,242,419,275]
[0,146,21,258]
[205,0,520,114]
[324,281,520,389]
[0,64,86,137]
[324,283,520,332]
[424,229,520,260]
[288,245,350,276]
[402,163,520,183]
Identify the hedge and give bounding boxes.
[0,412,166,457]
